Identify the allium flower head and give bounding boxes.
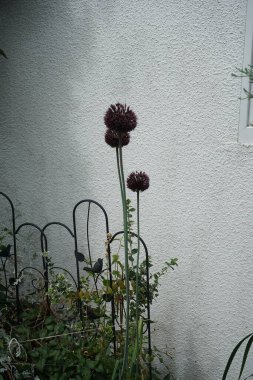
[105,129,130,148]
[127,171,150,192]
[104,103,137,133]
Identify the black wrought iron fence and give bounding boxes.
[0,191,152,377]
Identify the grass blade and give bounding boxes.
[222,333,253,380]
[238,335,253,379]
[111,359,120,380]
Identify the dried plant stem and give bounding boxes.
[19,329,90,343]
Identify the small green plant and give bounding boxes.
[232,65,253,100]
[232,65,253,126]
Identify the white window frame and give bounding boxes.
[239,0,253,145]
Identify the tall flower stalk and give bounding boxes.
[127,171,150,375]
[104,104,137,377]
[118,140,130,376]
[104,105,151,378]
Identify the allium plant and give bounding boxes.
[127,170,149,375]
[104,103,137,133]
[104,104,150,378]
[105,129,130,148]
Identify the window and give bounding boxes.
[239,0,253,145]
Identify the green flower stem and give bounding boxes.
[117,140,130,378]
[130,317,143,378]
[135,190,140,377]
[116,147,123,197]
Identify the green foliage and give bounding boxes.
[0,304,115,379]
[0,201,177,379]
[232,65,253,101]
[232,65,253,82]
[0,270,115,379]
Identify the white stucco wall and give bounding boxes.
[1,1,253,379]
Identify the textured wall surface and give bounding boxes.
[0,1,252,379]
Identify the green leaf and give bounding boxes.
[45,316,54,325]
[103,279,111,287]
[238,335,253,379]
[112,254,119,263]
[158,355,164,363]
[222,333,253,380]
[87,359,95,369]
[96,363,104,372]
[112,270,121,277]
[111,360,120,380]
[36,357,46,371]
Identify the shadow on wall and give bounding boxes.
[181,330,210,380]
[0,0,101,206]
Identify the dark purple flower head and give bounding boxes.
[127,171,150,192]
[105,129,130,148]
[104,103,137,133]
